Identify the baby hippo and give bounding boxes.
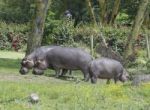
[89,58,129,84]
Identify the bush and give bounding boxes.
[0,21,29,51]
[43,18,75,46]
[43,17,131,55]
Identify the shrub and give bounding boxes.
[43,19,130,55]
[0,21,29,51]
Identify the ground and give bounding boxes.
[0,51,150,110]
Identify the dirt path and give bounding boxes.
[0,74,71,83]
[0,73,82,84]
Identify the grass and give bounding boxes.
[0,51,150,110]
[0,51,24,74]
[0,51,25,59]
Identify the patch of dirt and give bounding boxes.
[0,74,72,84]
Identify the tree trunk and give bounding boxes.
[146,34,150,59]
[86,0,97,26]
[98,0,107,25]
[109,0,120,25]
[26,0,49,55]
[143,9,150,29]
[124,0,149,60]
[145,30,150,59]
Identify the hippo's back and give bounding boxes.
[47,47,92,69]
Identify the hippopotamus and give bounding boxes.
[20,45,69,75]
[19,46,56,75]
[33,46,92,81]
[89,58,129,84]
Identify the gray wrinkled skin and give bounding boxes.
[89,58,129,84]
[19,46,58,75]
[35,47,92,81]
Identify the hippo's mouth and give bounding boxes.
[32,68,44,75]
[19,67,29,75]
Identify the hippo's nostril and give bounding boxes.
[19,67,29,75]
[19,69,25,75]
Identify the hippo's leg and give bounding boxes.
[91,76,97,84]
[114,77,118,84]
[54,69,60,78]
[90,71,97,84]
[82,69,90,82]
[69,70,72,75]
[60,69,68,76]
[106,79,111,84]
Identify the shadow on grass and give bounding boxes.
[0,58,21,69]
[44,73,83,82]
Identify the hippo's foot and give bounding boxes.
[91,77,97,84]
[84,77,90,82]
[106,79,110,84]
[55,74,60,78]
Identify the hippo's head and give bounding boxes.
[31,58,48,75]
[19,67,29,75]
[119,70,130,82]
[34,58,48,70]
[19,57,35,75]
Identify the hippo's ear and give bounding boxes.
[35,59,45,66]
[21,58,27,65]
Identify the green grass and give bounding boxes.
[0,51,24,74]
[0,80,150,110]
[0,51,25,59]
[0,51,150,110]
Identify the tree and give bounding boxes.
[143,8,150,28]
[124,0,149,60]
[98,0,107,25]
[86,0,97,26]
[0,0,33,23]
[109,0,121,25]
[145,30,150,59]
[26,0,50,55]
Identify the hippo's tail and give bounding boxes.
[88,61,92,78]
[88,61,97,84]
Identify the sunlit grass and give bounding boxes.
[0,51,25,59]
[0,51,24,74]
[0,81,150,110]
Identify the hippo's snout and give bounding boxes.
[32,68,44,75]
[19,67,29,75]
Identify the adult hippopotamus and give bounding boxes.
[33,46,92,81]
[19,46,58,75]
[89,58,129,84]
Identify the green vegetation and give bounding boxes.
[0,51,150,110]
[0,51,24,74]
[0,80,150,110]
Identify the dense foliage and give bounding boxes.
[0,21,29,51]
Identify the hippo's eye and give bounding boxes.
[21,60,27,66]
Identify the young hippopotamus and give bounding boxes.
[89,58,129,84]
